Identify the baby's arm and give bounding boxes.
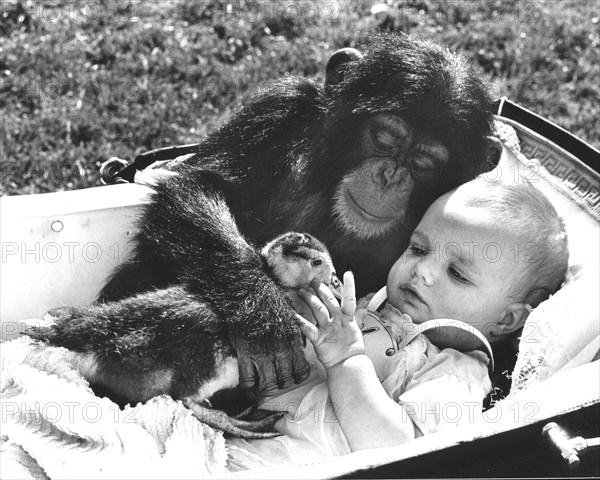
[296,273,416,451]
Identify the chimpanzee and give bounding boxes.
[46,34,502,405]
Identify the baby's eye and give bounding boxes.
[311,259,323,267]
[448,266,469,283]
[409,244,426,256]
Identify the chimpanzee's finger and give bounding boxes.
[238,357,257,390]
[290,331,311,384]
[341,270,357,320]
[275,348,296,389]
[256,359,279,396]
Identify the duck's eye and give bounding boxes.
[331,275,340,287]
[311,259,323,267]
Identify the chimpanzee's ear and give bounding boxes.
[325,48,363,88]
[485,135,503,168]
[478,135,502,174]
[472,136,503,177]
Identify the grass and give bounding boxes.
[1,0,598,195]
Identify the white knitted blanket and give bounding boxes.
[0,337,227,480]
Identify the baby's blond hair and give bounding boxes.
[457,178,569,308]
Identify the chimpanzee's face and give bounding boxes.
[332,113,449,240]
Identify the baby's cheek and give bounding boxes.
[432,290,464,320]
[443,296,488,328]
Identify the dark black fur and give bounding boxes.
[34,34,498,397]
[101,34,496,301]
[28,187,306,402]
[31,287,227,401]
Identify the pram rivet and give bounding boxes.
[100,157,129,185]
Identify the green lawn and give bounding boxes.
[1,0,598,195]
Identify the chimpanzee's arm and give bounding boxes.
[126,169,310,393]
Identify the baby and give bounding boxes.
[227,178,568,467]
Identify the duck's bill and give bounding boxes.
[330,282,343,300]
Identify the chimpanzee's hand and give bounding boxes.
[231,329,311,396]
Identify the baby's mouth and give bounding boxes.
[399,284,427,307]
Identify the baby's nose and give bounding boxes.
[411,257,436,286]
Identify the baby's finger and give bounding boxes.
[298,289,331,329]
[288,290,317,325]
[310,279,340,314]
[341,270,356,318]
[296,313,319,344]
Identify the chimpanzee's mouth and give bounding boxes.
[344,188,396,223]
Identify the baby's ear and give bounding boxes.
[491,303,533,340]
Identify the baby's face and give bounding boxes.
[387,193,527,339]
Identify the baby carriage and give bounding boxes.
[1,98,598,478]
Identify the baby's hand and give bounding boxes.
[296,271,365,369]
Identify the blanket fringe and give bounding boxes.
[1,337,227,479]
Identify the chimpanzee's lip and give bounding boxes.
[345,188,396,222]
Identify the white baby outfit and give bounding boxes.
[226,288,493,470]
